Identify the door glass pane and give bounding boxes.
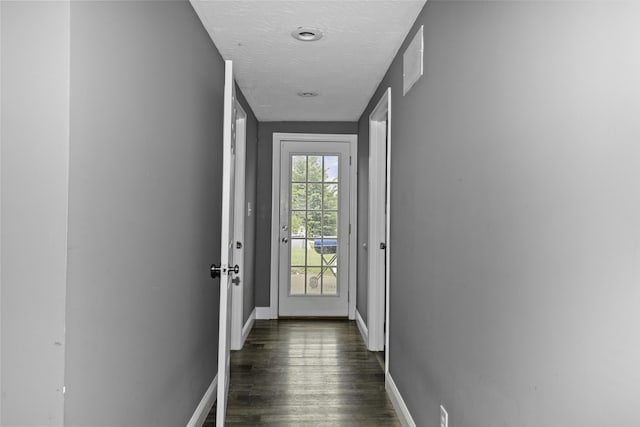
[291,211,306,238]
[291,184,306,210]
[288,153,341,297]
[292,156,307,181]
[307,211,322,238]
[324,156,339,182]
[322,212,338,237]
[306,267,322,295]
[307,156,323,182]
[308,184,322,210]
[323,184,338,210]
[322,267,337,295]
[290,238,306,265]
[307,239,321,267]
[290,267,305,295]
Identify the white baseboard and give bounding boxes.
[256,306,276,319]
[241,308,256,346]
[186,374,217,427]
[355,309,368,345]
[385,372,416,427]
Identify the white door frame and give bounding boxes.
[269,133,358,319]
[368,88,391,369]
[230,100,247,350]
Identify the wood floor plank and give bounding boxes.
[204,319,399,426]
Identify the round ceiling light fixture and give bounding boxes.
[291,27,323,42]
[297,91,319,98]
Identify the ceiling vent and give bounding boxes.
[291,27,323,42]
[297,91,319,98]
[403,25,424,95]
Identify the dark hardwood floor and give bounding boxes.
[204,319,400,426]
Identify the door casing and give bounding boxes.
[269,133,358,319]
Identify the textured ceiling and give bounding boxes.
[190,0,426,121]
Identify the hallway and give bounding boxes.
[4,1,640,425]
[205,320,399,426]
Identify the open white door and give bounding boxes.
[368,88,391,356]
[212,60,238,425]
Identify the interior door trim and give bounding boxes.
[269,133,358,320]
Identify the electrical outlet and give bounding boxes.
[440,405,448,427]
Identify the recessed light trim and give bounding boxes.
[291,27,323,42]
[297,91,319,98]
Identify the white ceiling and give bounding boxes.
[190,0,426,122]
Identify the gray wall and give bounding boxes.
[1,2,70,424]
[64,1,255,425]
[254,122,357,307]
[236,88,259,323]
[359,1,640,425]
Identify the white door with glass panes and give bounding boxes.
[278,141,350,316]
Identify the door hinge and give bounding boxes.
[349,156,352,165]
[349,223,351,234]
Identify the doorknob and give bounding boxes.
[228,264,240,275]
[210,263,222,279]
[236,241,242,249]
[379,242,387,250]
